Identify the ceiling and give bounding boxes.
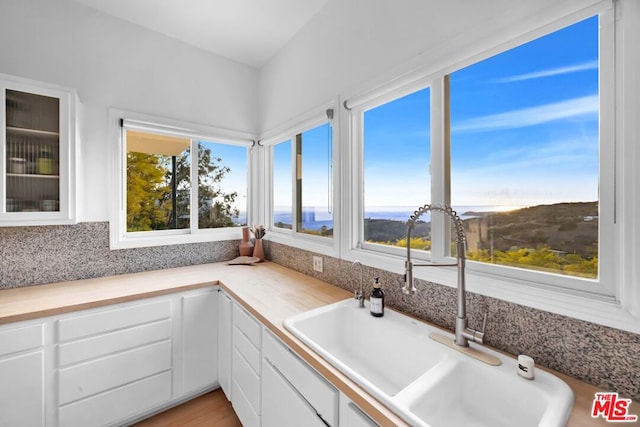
[72,0,330,68]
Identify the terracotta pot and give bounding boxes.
[239,227,254,256]
[253,239,265,262]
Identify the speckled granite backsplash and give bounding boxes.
[265,241,640,401]
[2,224,638,401]
[0,222,238,289]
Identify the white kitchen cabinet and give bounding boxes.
[1,73,78,226]
[57,299,174,426]
[0,322,46,427]
[181,289,218,394]
[53,288,220,426]
[231,301,262,427]
[218,290,232,400]
[0,286,219,427]
[262,329,339,427]
[223,298,379,427]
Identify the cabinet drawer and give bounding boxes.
[232,378,260,427]
[233,323,260,374]
[57,299,171,341]
[59,370,171,427]
[58,319,171,367]
[232,347,261,413]
[218,291,233,401]
[262,359,327,427]
[59,340,172,405]
[233,303,261,348]
[0,323,43,356]
[263,330,338,427]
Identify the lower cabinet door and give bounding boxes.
[262,358,328,427]
[0,350,44,427]
[182,290,218,394]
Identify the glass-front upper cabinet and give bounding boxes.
[1,74,78,225]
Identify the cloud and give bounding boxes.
[451,94,598,133]
[495,60,598,83]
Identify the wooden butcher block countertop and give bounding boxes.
[0,261,635,426]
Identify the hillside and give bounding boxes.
[464,202,598,257]
[364,218,429,242]
[365,202,598,257]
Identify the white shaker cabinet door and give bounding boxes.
[182,289,218,394]
[0,323,45,427]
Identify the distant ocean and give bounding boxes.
[235,205,520,231]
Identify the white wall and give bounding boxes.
[0,0,258,221]
[258,0,601,132]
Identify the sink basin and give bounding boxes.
[284,299,574,427]
[284,297,446,398]
[405,357,573,427]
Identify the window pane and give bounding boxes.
[363,88,431,249]
[126,130,190,231]
[297,123,332,238]
[273,139,292,229]
[449,16,599,279]
[197,141,247,228]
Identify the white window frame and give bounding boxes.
[258,100,340,257]
[348,77,433,260]
[338,0,640,334]
[109,109,256,249]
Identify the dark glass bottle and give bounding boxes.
[370,277,384,317]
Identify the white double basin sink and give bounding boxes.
[284,299,574,427]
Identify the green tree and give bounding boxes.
[394,237,431,251]
[126,144,240,232]
[126,152,171,231]
[192,146,240,228]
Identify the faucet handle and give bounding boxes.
[481,311,488,334]
[470,311,489,344]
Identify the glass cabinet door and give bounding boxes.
[5,89,61,213]
[1,74,77,226]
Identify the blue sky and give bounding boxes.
[365,15,599,210]
[273,123,332,212]
[200,141,248,211]
[269,15,599,214]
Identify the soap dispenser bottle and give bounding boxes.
[370,277,384,317]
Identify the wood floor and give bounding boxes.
[134,389,242,427]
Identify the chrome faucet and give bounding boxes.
[403,204,486,347]
[352,260,365,308]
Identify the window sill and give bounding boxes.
[109,226,243,250]
[267,230,338,258]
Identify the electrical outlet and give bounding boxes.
[313,256,323,273]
